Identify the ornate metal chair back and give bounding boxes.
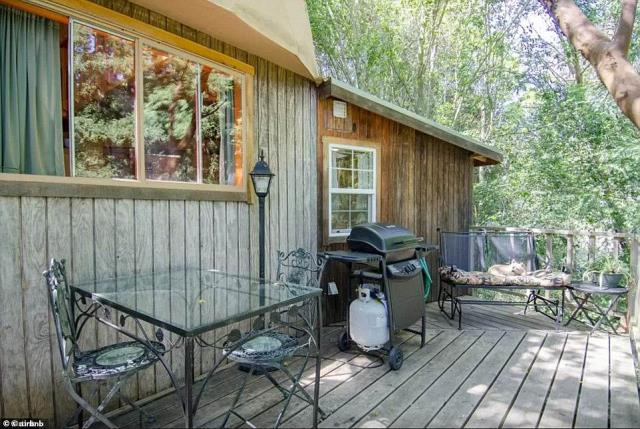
[276,248,325,288]
[274,248,324,337]
[43,259,77,371]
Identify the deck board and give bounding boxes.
[427,331,526,428]
[391,330,505,427]
[347,330,485,428]
[319,330,461,429]
[609,336,640,428]
[105,303,639,428]
[538,334,588,428]
[502,333,567,428]
[574,335,610,428]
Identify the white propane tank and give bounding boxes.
[349,287,389,351]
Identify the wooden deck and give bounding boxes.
[107,303,640,428]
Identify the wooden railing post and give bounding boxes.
[630,235,639,334]
[545,234,553,266]
[545,233,553,299]
[613,237,620,260]
[632,235,639,288]
[566,234,575,272]
[628,236,638,338]
[588,234,596,265]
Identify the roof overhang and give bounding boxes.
[320,79,503,166]
[129,0,321,82]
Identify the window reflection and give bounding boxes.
[72,23,136,179]
[143,46,198,182]
[201,66,243,186]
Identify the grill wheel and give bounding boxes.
[389,346,403,370]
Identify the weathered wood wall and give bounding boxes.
[317,97,474,324]
[0,0,317,426]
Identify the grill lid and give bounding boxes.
[347,223,422,254]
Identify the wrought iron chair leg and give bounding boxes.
[284,363,322,409]
[273,364,321,428]
[83,380,125,429]
[64,384,101,428]
[523,290,535,315]
[65,405,84,429]
[66,379,121,429]
[119,391,156,424]
[221,365,255,428]
[266,369,314,406]
[554,291,564,329]
[450,290,456,320]
[264,370,290,399]
[268,357,320,407]
[437,286,444,311]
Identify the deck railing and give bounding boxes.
[472,226,640,335]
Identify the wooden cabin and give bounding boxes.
[316,79,502,323]
[0,0,502,424]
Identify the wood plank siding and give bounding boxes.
[317,97,474,324]
[0,0,316,426]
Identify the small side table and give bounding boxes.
[565,282,628,334]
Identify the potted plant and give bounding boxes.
[583,256,629,288]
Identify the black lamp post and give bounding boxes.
[250,150,274,304]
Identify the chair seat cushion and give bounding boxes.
[74,341,165,380]
[439,266,571,287]
[226,331,299,364]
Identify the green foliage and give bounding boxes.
[477,84,640,231]
[73,23,136,179]
[307,0,640,233]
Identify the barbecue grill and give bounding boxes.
[321,223,436,370]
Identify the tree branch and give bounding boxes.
[614,0,638,54]
[544,0,640,130]
[552,0,611,63]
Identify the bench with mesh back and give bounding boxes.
[437,230,569,329]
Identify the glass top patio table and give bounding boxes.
[69,269,322,337]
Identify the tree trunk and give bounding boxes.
[543,0,640,129]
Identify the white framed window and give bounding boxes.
[328,143,377,237]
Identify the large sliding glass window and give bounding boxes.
[72,23,136,179]
[143,46,198,182]
[67,20,246,187]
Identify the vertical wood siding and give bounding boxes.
[0,0,317,425]
[317,97,473,324]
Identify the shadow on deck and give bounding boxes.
[107,302,640,428]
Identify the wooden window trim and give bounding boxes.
[322,136,381,245]
[21,0,254,75]
[0,0,256,202]
[0,173,249,201]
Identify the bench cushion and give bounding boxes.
[439,266,571,287]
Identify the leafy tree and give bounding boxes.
[307,0,640,232]
[540,0,640,130]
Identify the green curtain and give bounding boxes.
[0,5,64,175]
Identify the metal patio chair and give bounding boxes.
[44,259,165,428]
[220,248,326,428]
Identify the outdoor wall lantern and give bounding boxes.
[250,150,274,300]
[250,150,274,199]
